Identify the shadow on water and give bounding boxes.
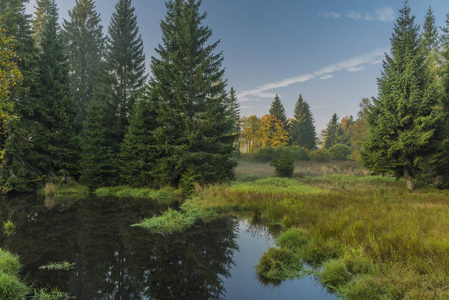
[0,194,238,300]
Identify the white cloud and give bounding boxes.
[238,49,386,101]
[319,74,335,80]
[327,7,395,22]
[321,11,341,19]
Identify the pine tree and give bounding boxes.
[120,87,160,187]
[228,87,241,150]
[322,113,339,149]
[31,0,57,48]
[63,0,106,124]
[363,1,442,191]
[289,94,317,149]
[269,94,287,123]
[149,0,237,191]
[0,0,44,191]
[36,3,80,179]
[79,98,115,188]
[103,0,147,156]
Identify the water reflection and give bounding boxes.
[0,195,238,299]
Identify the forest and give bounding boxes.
[3,0,449,299]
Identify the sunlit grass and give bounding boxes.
[95,186,180,202]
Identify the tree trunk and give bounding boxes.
[403,165,414,191]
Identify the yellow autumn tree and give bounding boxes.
[241,115,262,153]
[0,22,23,192]
[260,114,289,147]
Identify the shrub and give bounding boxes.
[309,149,331,162]
[271,154,294,177]
[254,147,277,162]
[329,144,352,160]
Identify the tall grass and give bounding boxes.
[95,186,180,203]
[192,168,449,299]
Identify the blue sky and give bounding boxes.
[25,0,449,132]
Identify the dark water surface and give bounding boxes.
[0,195,334,300]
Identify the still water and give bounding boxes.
[0,194,334,300]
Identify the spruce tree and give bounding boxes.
[36,3,80,179]
[103,0,147,155]
[63,0,106,124]
[363,1,442,191]
[289,94,317,149]
[269,94,287,124]
[31,0,57,48]
[0,0,44,191]
[149,0,237,192]
[120,87,160,187]
[80,98,115,188]
[322,113,339,149]
[228,87,241,151]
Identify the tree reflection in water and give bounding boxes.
[0,195,238,299]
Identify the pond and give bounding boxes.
[0,194,335,299]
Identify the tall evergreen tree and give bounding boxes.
[269,94,287,123]
[322,113,339,149]
[36,3,80,179]
[363,1,442,191]
[120,87,160,187]
[103,0,147,155]
[63,0,106,124]
[289,94,317,149]
[80,98,115,188]
[148,0,236,192]
[0,0,43,191]
[228,87,241,150]
[31,0,57,48]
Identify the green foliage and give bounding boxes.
[329,144,352,160]
[0,249,21,276]
[276,228,310,251]
[39,262,75,271]
[148,0,237,188]
[289,94,317,149]
[0,272,30,300]
[31,0,57,48]
[271,154,294,177]
[318,259,351,289]
[363,2,442,191]
[63,0,106,124]
[269,95,287,124]
[253,146,308,162]
[322,113,340,149]
[3,220,15,236]
[32,288,72,300]
[94,186,178,202]
[309,149,331,162]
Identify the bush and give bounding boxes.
[254,146,309,162]
[329,144,352,160]
[254,147,277,162]
[271,155,294,177]
[309,149,331,162]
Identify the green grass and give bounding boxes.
[95,186,180,202]
[39,262,75,271]
[192,160,449,299]
[39,183,90,198]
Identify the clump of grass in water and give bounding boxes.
[0,249,30,299]
[133,205,216,234]
[44,182,56,197]
[33,287,73,299]
[3,220,15,236]
[39,262,75,271]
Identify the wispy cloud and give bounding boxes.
[238,49,385,101]
[319,74,334,80]
[321,6,395,23]
[320,11,341,19]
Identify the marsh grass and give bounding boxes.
[40,183,89,198]
[95,186,180,202]
[3,220,15,236]
[132,204,216,234]
[0,249,29,299]
[193,163,449,298]
[32,287,72,299]
[39,262,75,271]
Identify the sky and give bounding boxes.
[25,0,449,132]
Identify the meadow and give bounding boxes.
[188,160,449,299]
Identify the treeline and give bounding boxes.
[0,0,239,194]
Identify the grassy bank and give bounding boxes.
[189,161,449,299]
[94,186,181,202]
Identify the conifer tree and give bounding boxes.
[120,87,160,187]
[363,1,442,191]
[228,87,241,150]
[31,0,57,48]
[36,3,80,179]
[322,113,339,149]
[80,98,115,188]
[103,0,147,155]
[149,0,236,191]
[289,94,317,149]
[0,0,43,191]
[63,0,106,124]
[269,94,287,124]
